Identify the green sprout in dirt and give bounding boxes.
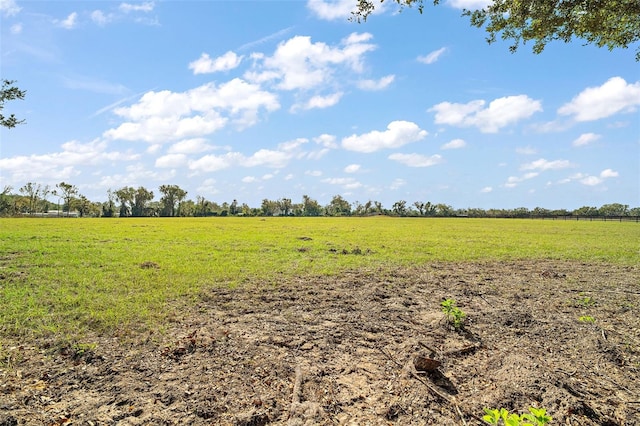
[483,407,552,426]
[578,315,596,323]
[440,298,466,330]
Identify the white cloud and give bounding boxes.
[294,92,343,111]
[10,23,22,34]
[417,47,447,64]
[520,158,573,171]
[189,51,243,74]
[572,132,601,147]
[0,0,21,16]
[104,79,280,143]
[600,168,619,178]
[342,120,427,153]
[480,186,493,193]
[189,145,296,173]
[91,10,112,26]
[307,0,355,20]
[344,164,361,173]
[556,169,617,186]
[242,176,258,183]
[441,138,466,149]
[119,2,155,13]
[314,134,338,148]
[155,154,187,168]
[356,75,395,91]
[58,12,78,29]
[388,153,443,167]
[447,0,492,9]
[504,172,539,188]
[245,33,376,91]
[305,170,323,177]
[0,139,139,183]
[516,146,537,155]
[167,138,215,154]
[322,177,363,189]
[430,95,542,133]
[558,77,640,122]
[389,178,406,190]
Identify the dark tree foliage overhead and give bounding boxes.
[353,0,640,60]
[0,80,26,128]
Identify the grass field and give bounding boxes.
[1,217,638,338]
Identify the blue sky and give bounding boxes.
[1,0,638,210]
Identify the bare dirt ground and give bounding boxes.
[1,260,639,425]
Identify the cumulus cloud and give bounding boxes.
[344,164,361,173]
[504,172,539,188]
[572,132,601,147]
[58,12,78,29]
[155,153,188,168]
[356,75,395,91]
[558,77,640,122]
[119,2,155,13]
[342,121,427,153]
[245,33,376,91]
[10,23,22,34]
[167,138,215,154]
[322,177,363,189]
[307,0,388,20]
[430,95,542,133]
[388,153,443,167]
[104,78,280,143]
[91,10,112,26]
[562,170,619,187]
[520,158,573,171]
[188,140,303,173]
[480,186,493,193]
[1,0,21,16]
[417,47,447,64]
[441,138,466,149]
[0,139,139,183]
[189,52,243,74]
[294,92,343,111]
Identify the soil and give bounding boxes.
[1,260,639,425]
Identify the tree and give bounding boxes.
[19,182,47,214]
[132,186,154,217]
[326,195,351,216]
[392,200,408,216]
[278,198,292,216]
[599,203,629,216]
[53,182,78,217]
[114,186,136,217]
[159,184,187,217]
[1,80,26,128]
[302,195,322,216]
[354,0,640,60]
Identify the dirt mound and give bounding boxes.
[1,261,639,425]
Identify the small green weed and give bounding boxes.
[578,315,595,323]
[577,294,596,307]
[441,298,466,330]
[483,407,552,426]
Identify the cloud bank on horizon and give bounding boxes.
[0,0,638,209]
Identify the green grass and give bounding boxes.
[0,217,638,338]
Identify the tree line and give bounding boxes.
[0,181,637,219]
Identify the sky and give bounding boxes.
[0,0,639,210]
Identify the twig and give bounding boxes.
[377,347,404,369]
[292,366,303,405]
